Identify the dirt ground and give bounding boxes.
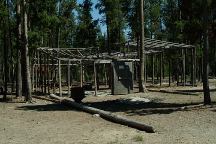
[1,83,216,144]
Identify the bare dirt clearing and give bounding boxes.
[1,85,216,144]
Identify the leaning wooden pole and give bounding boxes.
[50,94,155,133]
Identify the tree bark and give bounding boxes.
[139,0,146,92]
[3,0,10,101]
[16,0,22,97]
[21,0,32,102]
[202,1,211,105]
[3,21,8,100]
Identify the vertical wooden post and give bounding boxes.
[183,48,186,86]
[104,64,108,87]
[37,51,40,91]
[67,60,71,97]
[47,54,50,94]
[35,65,37,92]
[162,53,165,79]
[201,56,203,81]
[39,52,43,93]
[44,55,47,94]
[31,52,35,92]
[94,62,97,96]
[33,52,37,92]
[169,59,171,87]
[199,57,203,82]
[152,54,155,85]
[41,53,44,93]
[35,52,38,92]
[51,58,54,92]
[80,60,83,87]
[191,48,195,87]
[156,55,159,81]
[32,64,35,92]
[53,65,57,94]
[58,60,62,97]
[160,53,162,86]
[193,47,196,86]
[83,65,85,84]
[145,55,147,84]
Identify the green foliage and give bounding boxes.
[0,0,216,83]
[74,0,99,48]
[96,0,126,51]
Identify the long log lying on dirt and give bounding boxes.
[148,89,199,96]
[50,94,155,133]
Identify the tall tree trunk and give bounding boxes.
[3,0,10,101]
[16,0,22,97]
[21,0,32,102]
[202,0,211,105]
[139,0,146,92]
[3,20,8,101]
[7,0,14,94]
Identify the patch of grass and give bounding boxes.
[107,139,123,144]
[132,135,144,142]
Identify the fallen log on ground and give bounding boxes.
[148,89,199,96]
[50,94,155,133]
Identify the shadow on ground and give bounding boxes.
[16,103,79,112]
[85,99,203,116]
[15,97,204,116]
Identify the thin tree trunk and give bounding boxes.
[16,0,22,97]
[3,0,9,101]
[202,1,211,105]
[21,0,32,102]
[139,0,146,92]
[3,20,8,100]
[7,0,14,94]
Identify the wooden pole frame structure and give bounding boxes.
[33,38,196,95]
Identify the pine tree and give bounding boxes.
[21,0,32,102]
[96,0,126,53]
[75,0,98,48]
